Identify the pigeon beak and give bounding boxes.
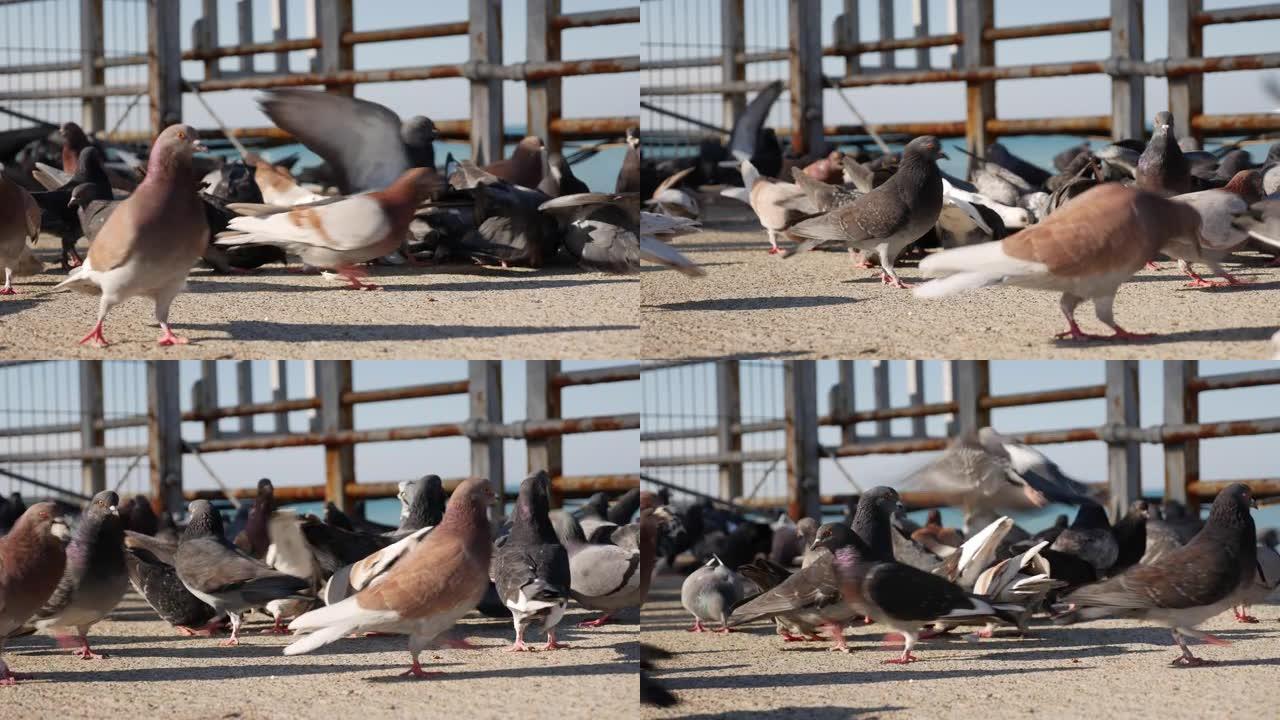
[938,151,950,160]
[109,505,118,515]
[67,196,77,209]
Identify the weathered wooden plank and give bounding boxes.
[527,0,562,152]
[721,0,746,129]
[80,0,106,131]
[316,361,354,510]
[1110,0,1145,141]
[469,361,505,525]
[79,361,105,496]
[1106,360,1142,521]
[961,0,994,174]
[788,0,824,157]
[148,0,183,134]
[716,360,743,501]
[784,361,820,520]
[469,0,504,166]
[1168,0,1203,148]
[526,361,563,505]
[147,361,183,512]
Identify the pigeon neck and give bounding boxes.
[509,494,558,545]
[851,505,894,561]
[437,492,490,539]
[402,483,444,531]
[145,148,195,187]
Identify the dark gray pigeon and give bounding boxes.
[29,491,127,660]
[1136,111,1192,195]
[986,142,1052,188]
[1110,500,1149,574]
[396,474,446,534]
[1056,483,1257,666]
[493,472,571,651]
[607,488,642,526]
[576,492,617,541]
[123,531,223,636]
[616,128,640,193]
[538,192,639,274]
[1049,501,1118,577]
[233,478,275,558]
[681,556,744,632]
[783,135,946,289]
[175,499,309,646]
[851,487,904,562]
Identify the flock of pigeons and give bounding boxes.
[0,88,644,346]
[640,432,1280,706]
[644,80,1280,341]
[0,472,652,684]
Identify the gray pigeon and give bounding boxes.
[123,530,223,636]
[1136,111,1192,195]
[175,500,310,646]
[567,510,657,627]
[784,136,946,289]
[1232,543,1280,622]
[537,192,639,274]
[576,492,618,542]
[0,503,69,685]
[1056,483,1257,666]
[29,491,127,659]
[493,472,571,651]
[1049,501,1118,577]
[680,556,744,632]
[395,474,446,535]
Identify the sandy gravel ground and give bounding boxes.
[1,241,639,359]
[642,196,1280,360]
[2,594,637,720]
[641,572,1280,719]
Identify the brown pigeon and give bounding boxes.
[285,477,497,678]
[0,172,41,296]
[54,124,209,347]
[60,122,93,174]
[915,183,1204,340]
[0,503,70,684]
[484,136,545,189]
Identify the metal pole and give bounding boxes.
[79,361,105,496]
[951,360,989,434]
[316,361,354,510]
[1106,360,1142,520]
[527,0,562,153]
[147,361,182,513]
[270,361,289,434]
[784,361,820,520]
[469,0,505,166]
[80,0,106,132]
[837,360,857,445]
[316,0,354,96]
[1110,0,1145,141]
[526,361,563,506]
[716,360,743,501]
[721,0,746,128]
[271,0,290,73]
[906,360,926,438]
[148,0,183,135]
[237,0,255,75]
[198,0,221,81]
[788,0,824,158]
[837,0,861,77]
[960,0,994,175]
[469,361,505,526]
[236,361,253,436]
[878,0,896,70]
[872,360,890,438]
[912,0,931,69]
[198,361,219,441]
[1168,0,1203,149]
[1163,360,1200,510]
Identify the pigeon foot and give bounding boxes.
[78,322,110,347]
[883,653,919,665]
[0,287,15,295]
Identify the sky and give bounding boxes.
[642,360,1280,509]
[642,0,1280,133]
[0,361,639,501]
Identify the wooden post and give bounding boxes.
[1106,360,1142,521]
[906,360,926,437]
[236,361,253,436]
[79,361,106,497]
[912,0,930,69]
[198,361,219,441]
[878,0,895,69]
[1168,0,1203,149]
[721,0,746,128]
[316,0,354,96]
[147,361,182,513]
[872,360,890,438]
[148,0,183,135]
[951,360,989,434]
[1110,0,1144,141]
[1162,361,1200,510]
[788,0,824,158]
[784,361,820,521]
[948,0,964,69]
[197,0,220,81]
[271,0,290,73]
[526,361,563,506]
[469,0,504,166]
[237,0,255,75]
[837,361,856,445]
[469,361,505,525]
[960,0,994,175]
[527,0,562,153]
[716,360,743,501]
[316,361,354,511]
[80,0,106,132]
[270,361,289,434]
[940,360,955,434]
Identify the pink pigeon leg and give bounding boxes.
[157,323,189,346]
[260,616,290,634]
[882,631,920,664]
[543,628,568,650]
[0,268,14,295]
[401,652,443,678]
[220,614,242,646]
[1234,605,1260,623]
[337,265,381,291]
[1169,629,1216,667]
[78,320,109,347]
[73,634,106,660]
[577,612,613,628]
[1145,261,1159,271]
[687,620,706,633]
[175,618,226,636]
[714,626,733,634]
[824,623,850,653]
[0,657,32,686]
[505,625,533,652]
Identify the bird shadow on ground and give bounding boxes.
[668,241,769,253]
[174,321,638,344]
[649,296,855,312]
[640,262,742,273]
[661,663,1085,691]
[1048,324,1277,347]
[0,294,50,318]
[363,658,637,684]
[1172,279,1280,294]
[659,705,908,720]
[26,662,404,684]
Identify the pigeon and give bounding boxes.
[537,192,640,274]
[1032,514,1069,545]
[935,516,1016,590]
[1140,504,1187,566]
[123,530,223,636]
[216,167,437,289]
[54,124,209,347]
[911,509,964,554]
[727,522,862,650]
[802,150,846,184]
[1110,500,1150,574]
[1054,142,1092,172]
[851,487,905,562]
[485,136,546,190]
[723,159,818,254]
[1162,499,1205,543]
[607,488,642,526]
[616,128,640,193]
[727,81,782,165]
[1232,542,1280,623]
[32,145,115,271]
[1136,111,1193,195]
[444,163,560,268]
[396,475,446,534]
[29,491,127,660]
[797,517,822,568]
[915,183,1204,340]
[640,211,704,276]
[261,510,323,633]
[285,477,497,678]
[769,515,802,567]
[976,428,1094,505]
[0,503,70,684]
[1056,483,1257,665]
[681,556,745,633]
[244,153,325,205]
[59,122,94,174]
[259,88,436,195]
[233,478,275,558]
[986,142,1052,188]
[1168,170,1264,287]
[1049,501,1118,578]
[830,529,1013,664]
[790,166,862,213]
[542,151,590,197]
[174,499,310,645]
[493,472,571,651]
[320,525,434,606]
[646,166,700,219]
[0,493,26,535]
[122,495,158,536]
[577,492,618,541]
[567,509,658,627]
[784,136,947,288]
[300,514,395,577]
[0,171,40,296]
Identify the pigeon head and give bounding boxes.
[401,115,437,146]
[447,477,499,514]
[1153,111,1174,133]
[78,145,108,176]
[583,492,610,518]
[77,490,121,537]
[86,490,119,517]
[1072,501,1111,529]
[810,522,857,552]
[516,136,546,156]
[1260,527,1279,550]
[796,516,819,544]
[1128,499,1150,519]
[183,499,225,540]
[256,478,274,497]
[905,135,948,162]
[128,494,158,535]
[861,486,904,518]
[403,474,446,529]
[1052,514,1069,529]
[1212,482,1258,517]
[510,471,557,543]
[1224,169,1266,203]
[14,502,70,542]
[397,478,422,519]
[626,127,639,149]
[68,182,96,209]
[148,124,207,176]
[926,508,942,526]
[59,121,89,148]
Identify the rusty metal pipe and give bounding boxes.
[826,33,962,55]
[822,400,960,425]
[640,450,786,467]
[1188,369,1280,393]
[980,385,1107,409]
[341,380,469,406]
[0,445,147,463]
[342,21,470,45]
[0,84,147,101]
[183,474,638,503]
[640,80,775,97]
[983,18,1110,41]
[830,60,1108,88]
[182,397,320,422]
[552,365,641,388]
[1193,4,1280,26]
[1192,113,1280,132]
[553,8,640,30]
